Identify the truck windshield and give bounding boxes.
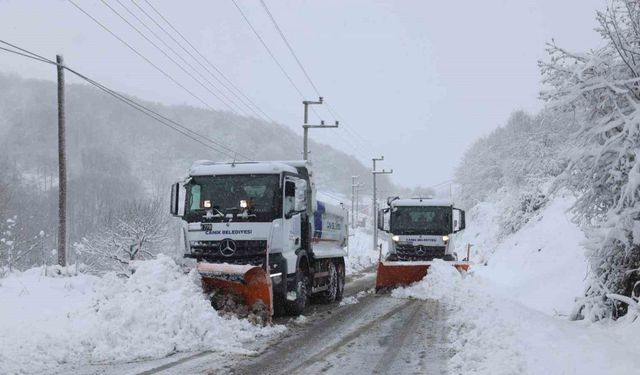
[390,206,452,235]
[184,174,281,222]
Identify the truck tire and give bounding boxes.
[287,265,310,316]
[320,262,338,303]
[335,261,345,301]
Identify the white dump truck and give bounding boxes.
[376,197,467,291]
[170,160,347,317]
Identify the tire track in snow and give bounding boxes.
[286,299,416,375]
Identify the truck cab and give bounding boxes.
[170,160,347,315]
[378,197,465,261]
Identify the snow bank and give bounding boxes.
[455,191,588,316]
[345,228,379,275]
[390,195,640,374]
[391,259,463,301]
[393,262,640,374]
[0,255,283,375]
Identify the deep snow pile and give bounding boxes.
[455,191,589,315]
[393,260,640,374]
[0,255,283,375]
[344,227,380,275]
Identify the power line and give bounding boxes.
[68,0,271,157]
[0,40,252,160]
[229,0,310,103]
[134,0,275,123]
[67,0,221,114]
[114,0,250,116]
[98,0,244,114]
[258,0,321,97]
[257,0,374,158]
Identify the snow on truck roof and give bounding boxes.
[189,160,299,176]
[390,198,453,207]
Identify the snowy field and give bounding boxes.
[0,255,283,375]
[391,193,640,375]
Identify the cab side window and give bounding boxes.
[284,181,295,214]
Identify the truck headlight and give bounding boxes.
[442,235,450,242]
[392,235,400,242]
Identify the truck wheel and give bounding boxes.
[287,266,310,316]
[320,262,338,303]
[335,262,345,302]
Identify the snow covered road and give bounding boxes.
[229,295,448,375]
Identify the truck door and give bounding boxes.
[283,177,303,252]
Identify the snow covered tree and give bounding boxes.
[540,0,640,320]
[0,216,45,275]
[76,197,170,275]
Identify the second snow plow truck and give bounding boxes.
[376,197,468,291]
[170,160,347,320]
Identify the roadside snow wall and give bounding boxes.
[0,254,282,375]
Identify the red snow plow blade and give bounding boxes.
[197,262,273,319]
[375,261,470,292]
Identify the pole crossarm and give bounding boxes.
[302,97,338,160]
[373,169,393,175]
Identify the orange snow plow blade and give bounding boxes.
[197,262,273,318]
[375,261,470,292]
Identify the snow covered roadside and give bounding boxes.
[0,255,283,375]
[393,260,640,374]
[391,192,640,374]
[456,192,589,316]
[345,227,381,275]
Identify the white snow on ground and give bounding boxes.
[345,227,381,275]
[392,195,640,374]
[394,260,640,374]
[0,255,283,375]
[456,192,589,315]
[339,290,371,306]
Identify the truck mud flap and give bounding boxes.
[197,262,273,321]
[375,261,470,293]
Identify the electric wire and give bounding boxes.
[113,0,250,116]
[229,0,313,107]
[98,0,244,115]
[133,0,274,123]
[0,40,252,160]
[257,0,374,159]
[67,0,222,115]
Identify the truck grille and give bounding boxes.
[395,244,446,261]
[190,239,267,266]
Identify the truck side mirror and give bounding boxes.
[170,182,184,217]
[453,208,466,232]
[378,207,390,232]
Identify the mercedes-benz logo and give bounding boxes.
[220,239,237,257]
[415,246,426,256]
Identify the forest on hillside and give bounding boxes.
[455,0,640,320]
[0,73,401,273]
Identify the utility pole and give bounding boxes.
[302,97,338,160]
[56,54,67,268]
[373,161,393,251]
[355,182,364,227]
[351,176,359,229]
[372,156,392,250]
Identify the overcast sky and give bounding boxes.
[0,0,606,188]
